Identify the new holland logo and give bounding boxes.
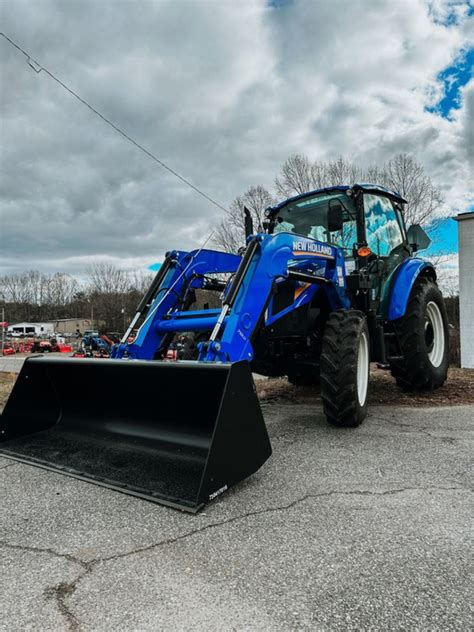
[292,241,334,258]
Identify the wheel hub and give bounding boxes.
[357,331,369,406]
[425,301,445,368]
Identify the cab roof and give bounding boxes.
[267,183,407,215]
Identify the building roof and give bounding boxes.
[453,211,474,222]
[46,318,91,323]
[8,322,53,327]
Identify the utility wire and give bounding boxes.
[0,32,230,215]
[1,32,226,344]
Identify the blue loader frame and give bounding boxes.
[112,232,350,364]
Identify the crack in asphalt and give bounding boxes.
[44,575,88,632]
[3,484,470,569]
[0,462,18,471]
[44,559,103,631]
[1,485,470,629]
[0,541,93,631]
[269,412,468,446]
[98,485,470,564]
[0,541,89,568]
[373,415,466,441]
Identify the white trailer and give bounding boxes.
[7,322,55,337]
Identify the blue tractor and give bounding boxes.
[0,184,449,511]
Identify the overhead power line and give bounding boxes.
[0,32,230,215]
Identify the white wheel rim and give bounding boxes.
[357,330,369,406]
[425,301,445,368]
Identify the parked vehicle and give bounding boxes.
[1,184,448,511]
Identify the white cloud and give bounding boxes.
[0,0,472,275]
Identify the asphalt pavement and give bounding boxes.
[0,356,25,373]
[0,399,472,630]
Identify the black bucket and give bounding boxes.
[0,357,271,512]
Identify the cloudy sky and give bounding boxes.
[0,0,473,277]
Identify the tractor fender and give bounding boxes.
[385,258,436,321]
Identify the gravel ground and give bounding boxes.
[255,366,474,407]
[1,365,474,413]
[0,372,472,630]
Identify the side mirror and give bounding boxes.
[327,202,344,232]
[407,224,431,251]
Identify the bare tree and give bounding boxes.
[87,263,131,295]
[129,270,155,296]
[0,270,82,322]
[0,271,43,305]
[310,160,330,189]
[276,155,364,197]
[326,157,361,185]
[214,185,275,253]
[0,265,161,330]
[363,164,383,184]
[378,154,444,226]
[46,273,79,309]
[85,263,160,331]
[426,252,459,297]
[275,154,316,197]
[0,272,25,304]
[24,271,43,305]
[86,263,132,331]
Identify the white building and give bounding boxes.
[7,322,55,337]
[454,212,474,369]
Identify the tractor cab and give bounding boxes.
[265,184,430,315]
[267,186,359,258]
[266,184,410,258]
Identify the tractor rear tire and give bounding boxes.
[389,277,449,391]
[320,310,370,427]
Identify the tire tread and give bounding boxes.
[320,309,368,427]
[389,277,449,391]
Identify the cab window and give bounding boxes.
[273,191,358,256]
[364,194,404,256]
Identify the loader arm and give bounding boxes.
[200,234,298,362]
[115,232,349,364]
[200,232,348,362]
[112,249,242,360]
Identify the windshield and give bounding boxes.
[364,194,404,256]
[273,191,358,255]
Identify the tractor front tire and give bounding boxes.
[320,310,370,427]
[389,277,449,390]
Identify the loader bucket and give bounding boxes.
[0,356,271,512]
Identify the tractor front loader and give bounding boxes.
[0,184,449,511]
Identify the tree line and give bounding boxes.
[0,264,153,332]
